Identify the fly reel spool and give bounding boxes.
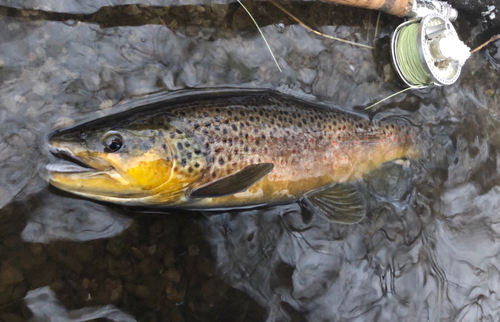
[391,12,471,87]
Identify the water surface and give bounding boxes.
[0,1,499,321]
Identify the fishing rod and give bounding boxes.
[319,0,471,87]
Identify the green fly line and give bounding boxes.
[366,22,432,110]
[396,22,433,86]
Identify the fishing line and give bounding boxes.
[237,0,282,72]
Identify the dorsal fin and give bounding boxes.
[189,163,274,198]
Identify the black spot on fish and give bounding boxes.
[261,134,266,140]
[212,172,217,178]
[180,112,186,116]
[214,126,220,131]
[203,112,209,117]
[188,167,193,173]
[176,129,182,134]
[186,152,192,159]
[278,116,283,122]
[215,108,220,113]
[249,116,254,122]
[184,142,191,148]
[232,124,237,131]
[218,158,224,165]
[240,111,245,116]
[203,129,209,135]
[174,154,179,160]
[194,123,200,131]
[194,149,201,155]
[194,162,200,168]
[181,159,187,166]
[158,131,164,137]
[244,146,249,152]
[227,111,232,116]
[254,128,258,134]
[240,123,245,128]
[170,132,175,139]
[162,144,167,150]
[259,111,264,116]
[251,148,256,153]
[234,116,239,122]
[222,128,228,134]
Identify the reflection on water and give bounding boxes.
[0,0,499,321]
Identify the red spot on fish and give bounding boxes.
[335,164,338,169]
[278,137,282,142]
[343,125,346,131]
[310,139,314,144]
[292,149,296,154]
[292,172,296,176]
[280,160,284,165]
[324,156,327,161]
[344,157,348,162]
[365,137,368,140]
[264,148,268,154]
[333,141,337,146]
[250,159,254,164]
[409,134,412,138]
[369,153,373,157]
[355,140,359,144]
[394,137,397,142]
[380,139,384,142]
[250,135,254,142]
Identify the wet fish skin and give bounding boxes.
[46,90,416,222]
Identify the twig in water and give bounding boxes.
[269,0,373,49]
[237,0,282,72]
[366,11,372,43]
[470,34,500,54]
[374,12,381,43]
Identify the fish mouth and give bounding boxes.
[46,145,109,174]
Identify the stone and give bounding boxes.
[0,263,23,285]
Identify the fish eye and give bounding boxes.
[103,132,123,153]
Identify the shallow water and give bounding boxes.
[0,1,499,321]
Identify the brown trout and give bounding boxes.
[46,90,417,224]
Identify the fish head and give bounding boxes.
[46,116,206,205]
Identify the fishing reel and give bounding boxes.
[390,0,471,87]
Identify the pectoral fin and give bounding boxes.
[302,183,366,224]
[189,163,274,198]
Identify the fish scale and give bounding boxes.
[168,95,412,190]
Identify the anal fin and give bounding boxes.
[189,163,274,198]
[302,183,366,224]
